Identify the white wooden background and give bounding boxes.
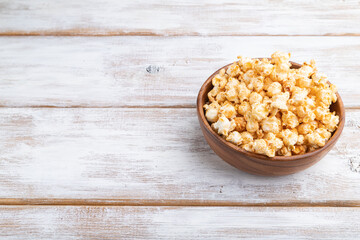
[1,1,360,239]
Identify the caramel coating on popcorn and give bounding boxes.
[204,51,339,157]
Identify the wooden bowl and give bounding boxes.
[197,61,345,176]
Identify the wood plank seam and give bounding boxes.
[0,105,196,109]
[1,33,360,37]
[0,199,359,207]
[0,106,358,109]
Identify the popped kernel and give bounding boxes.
[226,131,243,145]
[212,114,236,137]
[203,102,220,123]
[282,111,299,128]
[219,101,237,119]
[234,117,247,132]
[261,116,281,133]
[267,82,282,97]
[203,51,339,157]
[240,131,254,144]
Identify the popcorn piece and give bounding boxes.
[293,145,307,155]
[263,77,274,91]
[297,134,305,145]
[316,128,331,140]
[267,82,282,97]
[296,76,312,88]
[226,131,243,145]
[237,101,251,116]
[234,117,246,132]
[324,113,339,132]
[255,60,274,76]
[238,82,251,101]
[298,63,315,78]
[271,92,290,110]
[220,101,237,119]
[278,146,292,156]
[314,107,329,122]
[240,131,254,144]
[251,103,269,121]
[243,70,256,84]
[249,76,264,92]
[249,92,263,105]
[238,56,254,72]
[215,91,227,104]
[297,122,316,135]
[246,118,259,133]
[280,129,298,147]
[225,77,241,103]
[316,88,333,107]
[290,87,309,105]
[264,132,283,151]
[272,51,291,65]
[212,114,236,137]
[212,74,227,89]
[305,132,326,148]
[253,139,275,157]
[282,111,299,128]
[226,63,242,77]
[203,102,220,123]
[208,87,220,102]
[261,116,281,133]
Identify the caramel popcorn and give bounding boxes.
[203,51,339,157]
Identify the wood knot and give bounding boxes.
[146,65,163,74]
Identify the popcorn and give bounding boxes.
[212,114,236,137]
[271,92,290,110]
[280,129,298,147]
[249,76,264,92]
[305,132,326,148]
[246,118,259,133]
[204,102,220,123]
[251,103,269,121]
[219,101,237,119]
[261,116,281,133]
[297,122,315,135]
[249,92,263,105]
[264,132,283,151]
[253,139,275,157]
[237,101,251,116]
[293,145,307,155]
[238,82,251,102]
[226,131,243,145]
[234,117,246,132]
[289,87,309,105]
[215,91,227,104]
[226,63,241,77]
[282,111,299,128]
[204,51,339,157]
[267,82,282,97]
[240,132,254,144]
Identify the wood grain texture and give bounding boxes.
[0,36,360,108]
[1,0,360,36]
[0,108,358,204]
[0,206,359,239]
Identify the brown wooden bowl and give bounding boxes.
[197,60,345,176]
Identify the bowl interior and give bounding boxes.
[197,60,345,161]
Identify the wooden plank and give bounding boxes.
[0,206,359,239]
[0,36,360,108]
[0,107,359,204]
[1,0,360,36]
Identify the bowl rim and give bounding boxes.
[197,60,345,161]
